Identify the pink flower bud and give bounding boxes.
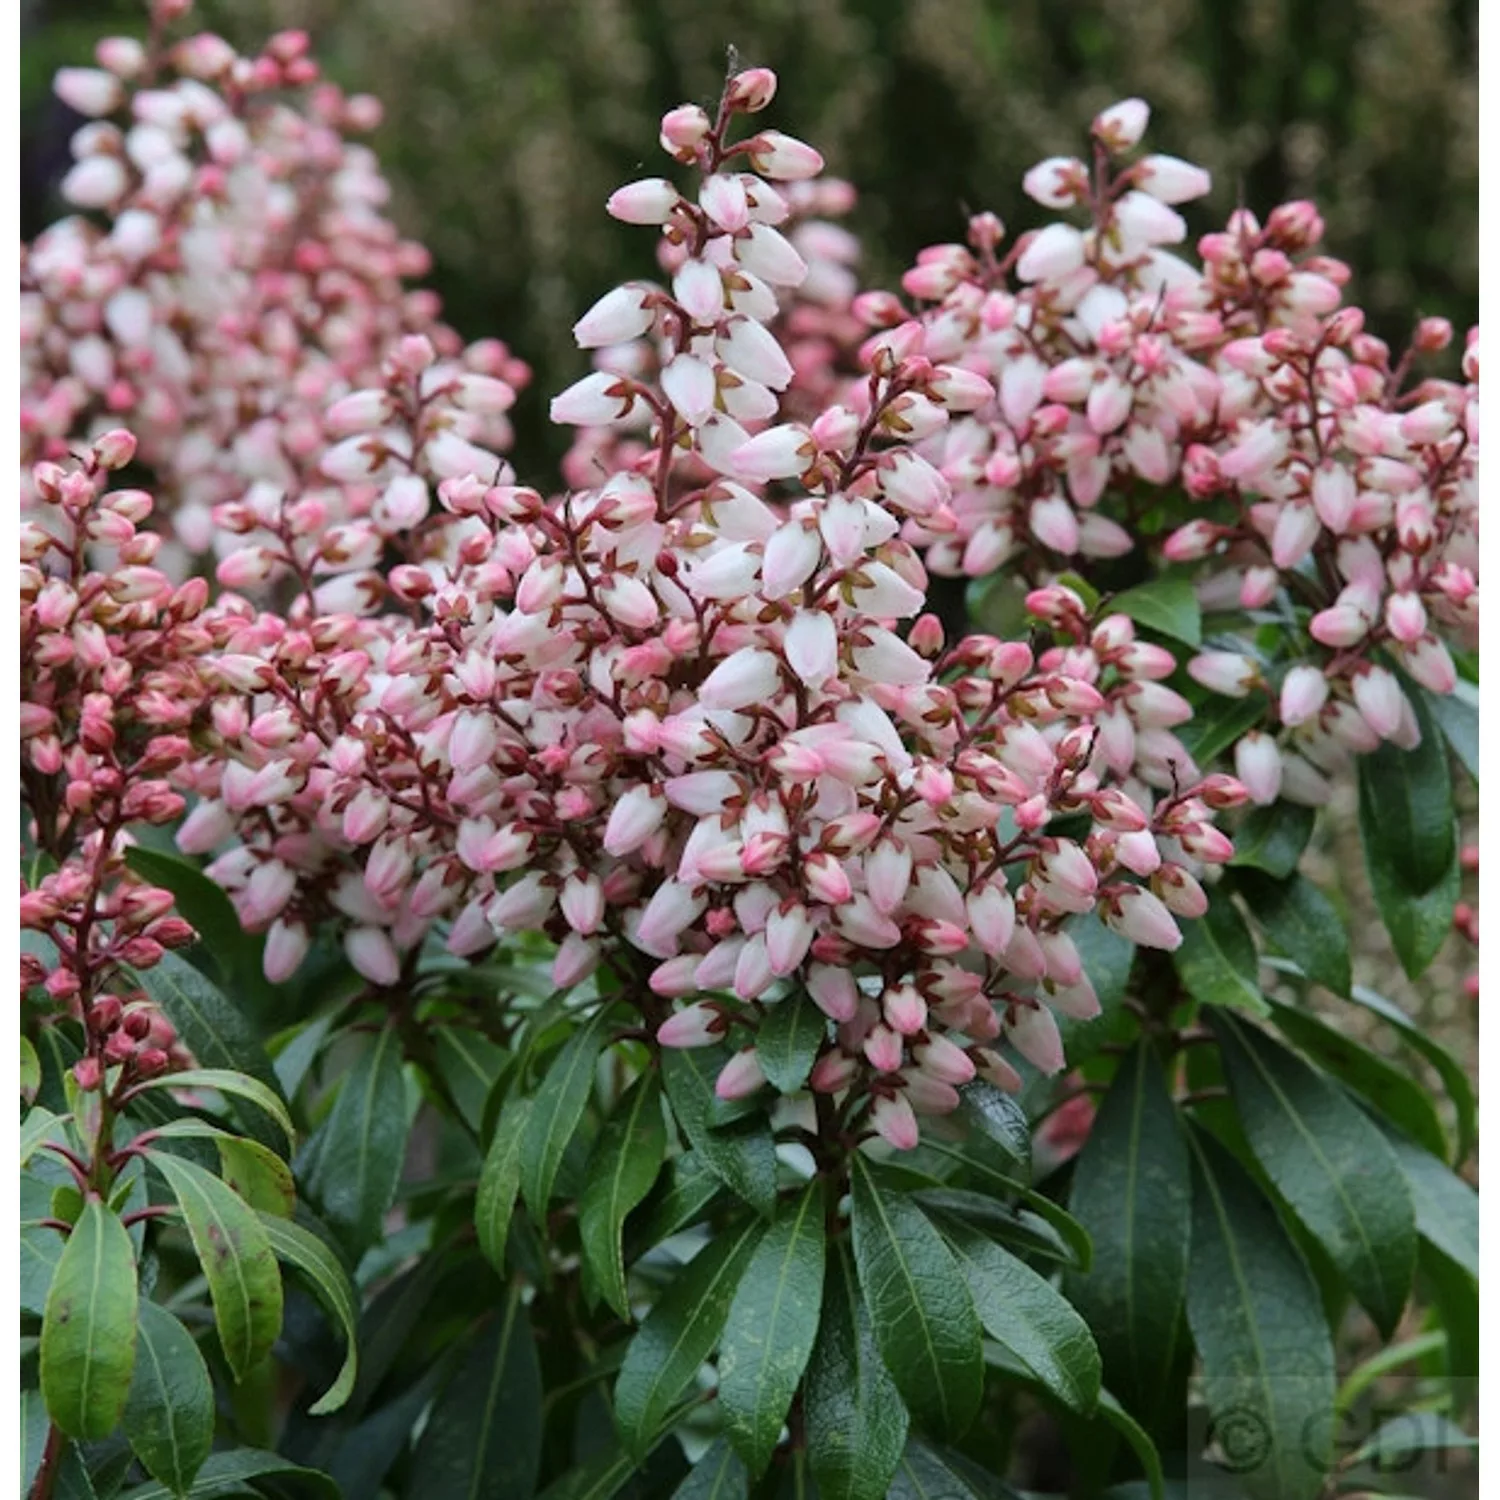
[871,1092,920,1150]
[1093,97,1151,149]
[1279,665,1328,726]
[1007,1002,1065,1074]
[744,130,823,181]
[658,1001,724,1048]
[731,424,815,482]
[715,1048,766,1100]
[344,927,401,986]
[1134,153,1212,203]
[1235,731,1283,805]
[810,1051,858,1093]
[607,177,681,224]
[1351,666,1405,740]
[883,983,928,1037]
[1022,155,1088,208]
[1105,886,1182,951]
[1187,651,1260,698]
[1016,224,1087,283]
[573,283,655,348]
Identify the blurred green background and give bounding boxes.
[22,0,1478,466]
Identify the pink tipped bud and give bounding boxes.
[1351,665,1405,740]
[344,927,401,987]
[864,1023,906,1073]
[1279,665,1328,726]
[1235,731,1283,805]
[607,177,681,224]
[871,1092,920,1150]
[727,68,778,113]
[808,963,859,1023]
[744,129,823,181]
[1104,886,1182,951]
[914,1033,976,1086]
[716,1048,766,1100]
[883,983,928,1037]
[1093,97,1150,150]
[1187,651,1260,698]
[1007,1002,1065,1074]
[658,1002,723,1049]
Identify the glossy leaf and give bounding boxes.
[520,1005,614,1221]
[409,1285,542,1500]
[614,1219,763,1458]
[1109,577,1200,646]
[431,1026,510,1136]
[719,1180,827,1475]
[1363,846,1460,980]
[849,1154,984,1439]
[888,1438,1023,1499]
[1227,802,1316,880]
[1176,691,1272,766]
[661,1048,778,1216]
[756,991,827,1095]
[21,1034,40,1102]
[955,1081,1031,1181]
[476,1098,532,1274]
[1232,870,1350,996]
[939,1216,1100,1414]
[21,1387,48,1497]
[671,1439,747,1500]
[256,1213,359,1415]
[1376,1126,1477,1279]
[128,1068,294,1149]
[40,1197,139,1440]
[146,1151,282,1382]
[122,1300,214,1496]
[1210,1010,1416,1337]
[308,1025,410,1255]
[1185,1128,1336,1500]
[579,1071,667,1318]
[1357,694,1455,894]
[1171,890,1267,1016]
[115,1448,340,1499]
[805,1244,909,1500]
[1423,679,1478,781]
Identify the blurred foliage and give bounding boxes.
[24,0,1478,466]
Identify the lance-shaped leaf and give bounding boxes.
[1227,801,1316,880]
[955,1081,1031,1181]
[1357,692,1455,893]
[1210,1010,1416,1337]
[520,1006,614,1222]
[40,1197,139,1440]
[672,1438,747,1499]
[122,1300,215,1496]
[431,1026,510,1136]
[580,1071,667,1318]
[614,1219,764,1458]
[719,1181,827,1475]
[1065,1042,1191,1435]
[805,1244,909,1500]
[109,1448,340,1499]
[661,1048,778,1216]
[127,1069,294,1148]
[1423,679,1478,781]
[308,1025,410,1255]
[1185,1128,1335,1500]
[937,1216,1100,1414]
[756,992,826,1095]
[1233,870,1350,996]
[146,1151,282,1382]
[409,1283,542,1500]
[257,1213,359,1415]
[143,1119,295,1218]
[476,1098,531,1274]
[888,1438,1024,1499]
[1110,577,1201,646]
[1172,891,1267,1016]
[1375,1125,1477,1279]
[849,1154,983,1439]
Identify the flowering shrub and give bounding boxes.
[19,8,1478,1500]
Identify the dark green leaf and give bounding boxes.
[1376,1127,1477,1279]
[431,1027,509,1136]
[719,1181,827,1475]
[580,1072,667,1318]
[123,1300,214,1496]
[910,1188,1075,1270]
[614,1219,763,1458]
[21,1034,41,1103]
[1357,694,1455,894]
[671,1438,747,1500]
[1233,870,1349,996]
[520,1006,614,1221]
[805,1244,908,1500]
[1227,802,1316,880]
[888,1438,1023,1499]
[1172,891,1267,1016]
[409,1284,541,1500]
[21,1104,69,1168]
[939,1216,1100,1414]
[955,1081,1030,1181]
[1185,1128,1336,1500]
[1109,578,1200,646]
[145,1151,282,1382]
[1095,1390,1166,1500]
[256,1213,359,1415]
[128,1069,294,1149]
[308,1025,410,1255]
[1423,680,1478,781]
[626,1151,723,1258]
[1351,1410,1476,1468]
[1065,1042,1190,1436]
[849,1154,983,1439]
[1263,999,1447,1161]
[216,1137,296,1220]
[476,1098,531,1274]
[1363,847,1460,980]
[40,1197,139,1440]
[21,1387,49,1497]
[756,992,827,1095]
[115,1448,340,1499]
[662,1049,778,1216]
[1210,1010,1416,1337]
[1175,692,1271,766]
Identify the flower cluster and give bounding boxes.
[163,71,1253,1153]
[20,434,205,1087]
[19,0,528,570]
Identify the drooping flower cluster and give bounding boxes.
[19,0,528,571]
[20,434,205,1087]
[165,71,1252,1152]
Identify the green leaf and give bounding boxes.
[661,1049,778,1216]
[123,1300,215,1496]
[756,992,827,1095]
[115,1448,340,1499]
[1109,577,1200,646]
[1351,1410,1476,1469]
[1358,694,1456,894]
[1210,1010,1417,1337]
[1172,890,1267,1016]
[672,1439,747,1500]
[911,1188,1082,1271]
[409,1284,542,1500]
[955,1081,1031,1181]
[308,1025,410,1255]
[21,1104,70,1167]
[139,1120,297,1218]
[938,1216,1100,1414]
[1375,1126,1477,1279]
[614,1219,764,1458]
[1227,802,1316,879]
[1175,691,1271,766]
[626,1151,724,1258]
[805,1244,909,1500]
[1065,1042,1190,1436]
[520,1005,613,1222]
[21,1034,41,1103]
[888,1438,1023,1499]
[719,1181,827,1475]
[579,1071,667,1318]
[145,1151,282,1382]
[1095,1390,1166,1500]
[431,1027,509,1136]
[1423,679,1478,781]
[535,1449,641,1500]
[1185,1128,1336,1500]
[256,1213,359,1415]
[476,1098,531,1274]
[849,1154,984,1439]
[21,1387,49,1496]
[1232,870,1350,995]
[1363,846,1460,980]
[128,1068,294,1148]
[1262,999,1447,1161]
[41,1197,139,1440]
